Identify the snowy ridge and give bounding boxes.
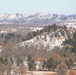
[0,13,76,27]
[15,26,74,50]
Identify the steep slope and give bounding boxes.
[15,25,75,51]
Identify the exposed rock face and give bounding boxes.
[15,25,75,51]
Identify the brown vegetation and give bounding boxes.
[69,69,76,75]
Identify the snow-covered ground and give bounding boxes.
[29,27,43,31]
[15,26,74,51]
[25,71,56,75]
[0,13,76,26]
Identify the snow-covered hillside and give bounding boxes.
[0,13,76,27]
[15,25,75,50]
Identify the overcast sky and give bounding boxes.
[0,0,76,15]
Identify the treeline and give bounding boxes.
[64,30,76,54]
[0,24,68,46]
[26,24,67,40]
[0,33,26,46]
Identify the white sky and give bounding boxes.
[0,0,76,15]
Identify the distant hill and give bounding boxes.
[0,13,76,27]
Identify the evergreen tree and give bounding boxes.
[46,58,57,70]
